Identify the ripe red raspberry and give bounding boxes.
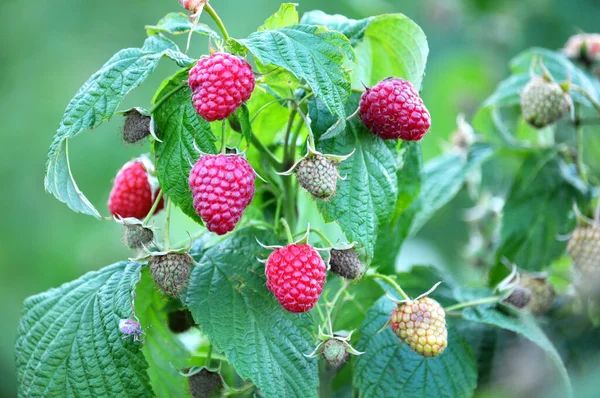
[108,161,163,220]
[188,154,255,235]
[359,78,431,141]
[188,52,255,122]
[265,244,326,313]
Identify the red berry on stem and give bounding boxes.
[188,154,256,235]
[108,161,163,220]
[188,52,255,122]
[359,78,431,141]
[265,244,327,313]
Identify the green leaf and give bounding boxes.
[44,35,193,217]
[136,269,194,397]
[146,12,219,38]
[182,228,319,398]
[353,296,477,398]
[153,70,217,225]
[300,11,372,45]
[238,25,355,120]
[408,143,494,237]
[498,150,587,271]
[462,306,572,398]
[373,142,422,269]
[313,94,399,258]
[353,14,429,89]
[259,3,299,30]
[15,262,152,397]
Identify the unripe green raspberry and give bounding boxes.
[568,225,600,296]
[321,339,349,369]
[149,253,193,298]
[329,248,364,280]
[520,77,570,128]
[519,273,554,315]
[123,224,154,250]
[390,297,447,357]
[296,154,338,199]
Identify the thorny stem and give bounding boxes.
[280,218,294,244]
[150,81,187,114]
[164,198,172,250]
[220,121,228,154]
[143,189,163,225]
[204,3,230,42]
[444,296,502,312]
[366,273,410,301]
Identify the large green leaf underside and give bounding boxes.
[238,24,354,120]
[15,262,152,398]
[354,297,477,398]
[182,228,319,398]
[153,70,217,225]
[300,11,372,45]
[498,150,587,270]
[136,270,194,397]
[462,306,572,398]
[313,94,399,259]
[44,35,193,217]
[353,14,429,90]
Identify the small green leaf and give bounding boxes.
[146,12,219,38]
[183,228,319,398]
[354,297,477,398]
[462,306,572,398]
[313,94,399,258]
[498,150,587,271]
[44,35,192,217]
[300,11,372,45]
[238,25,355,120]
[136,270,194,397]
[353,14,429,89]
[152,70,217,225]
[15,262,152,397]
[259,3,299,30]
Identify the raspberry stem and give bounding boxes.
[164,198,172,249]
[220,121,228,154]
[204,3,230,42]
[444,296,501,312]
[366,273,410,301]
[143,189,164,225]
[280,218,294,244]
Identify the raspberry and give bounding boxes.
[390,297,447,357]
[188,52,255,121]
[503,286,532,309]
[179,0,205,14]
[108,161,164,220]
[122,109,151,144]
[296,154,338,199]
[149,253,193,297]
[329,248,364,280]
[188,154,256,235]
[123,223,154,250]
[359,77,431,141]
[321,339,349,369]
[265,244,327,313]
[519,273,554,315]
[188,368,224,398]
[563,33,600,62]
[520,76,570,128]
[568,225,600,296]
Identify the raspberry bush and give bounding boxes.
[15,2,600,397]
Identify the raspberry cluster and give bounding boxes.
[188,52,255,122]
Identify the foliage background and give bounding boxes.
[1,0,599,396]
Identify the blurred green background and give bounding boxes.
[2,0,599,396]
